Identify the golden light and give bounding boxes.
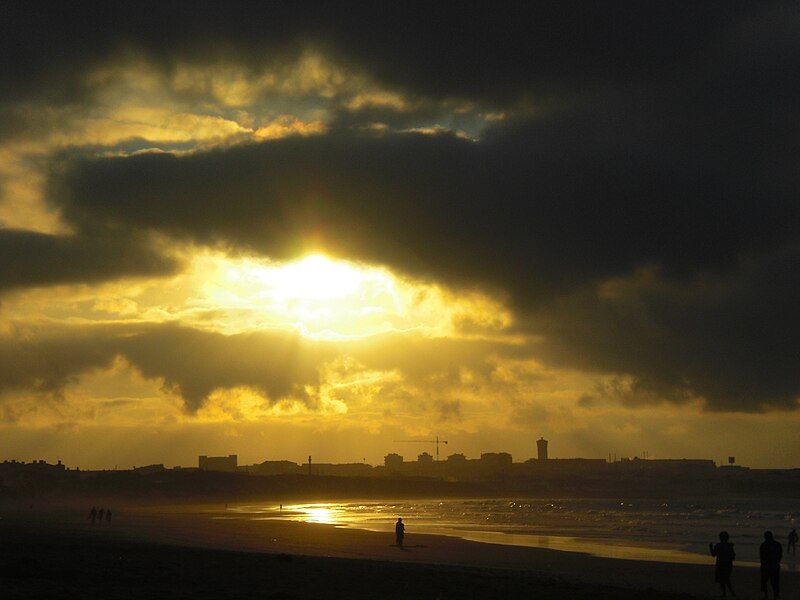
[280,504,342,525]
[0,248,514,346]
[178,252,514,340]
[242,254,384,302]
[304,506,338,524]
[198,253,403,339]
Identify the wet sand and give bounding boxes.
[2,504,796,599]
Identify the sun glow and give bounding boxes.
[168,251,514,340]
[278,503,343,525]
[303,506,339,524]
[199,253,403,339]
[240,254,386,303]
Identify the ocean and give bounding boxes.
[227,497,800,568]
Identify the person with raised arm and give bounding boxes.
[709,531,736,597]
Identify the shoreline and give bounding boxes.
[4,503,798,598]
[226,500,781,569]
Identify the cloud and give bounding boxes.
[45,47,800,412]
[0,228,178,292]
[0,2,762,106]
[0,323,327,411]
[0,322,526,412]
[2,2,800,415]
[533,247,800,411]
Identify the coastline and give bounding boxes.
[226,499,778,568]
[4,503,797,599]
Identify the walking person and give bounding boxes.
[709,531,736,597]
[106,509,112,524]
[760,531,782,599]
[98,508,105,525]
[89,506,97,525]
[788,529,797,556]
[395,517,405,548]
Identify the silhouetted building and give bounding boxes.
[310,463,374,476]
[384,453,403,469]
[616,457,715,475]
[198,454,238,472]
[480,452,512,467]
[248,460,299,476]
[537,437,548,461]
[521,457,606,470]
[0,459,66,473]
[133,464,165,475]
[417,452,434,464]
[446,453,467,463]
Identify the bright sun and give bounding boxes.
[246,254,383,302]
[170,251,511,340]
[197,253,404,339]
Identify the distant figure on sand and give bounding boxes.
[395,518,405,548]
[709,531,735,597]
[98,508,105,524]
[788,529,797,555]
[760,531,782,599]
[106,509,112,523]
[89,506,97,525]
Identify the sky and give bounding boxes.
[1,1,799,469]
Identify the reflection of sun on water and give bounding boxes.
[281,503,342,525]
[304,506,337,524]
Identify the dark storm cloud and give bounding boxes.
[0,228,177,292]
[45,0,800,413]
[3,2,800,412]
[0,1,762,105]
[56,72,800,302]
[533,247,800,412]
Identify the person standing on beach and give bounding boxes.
[760,531,782,599]
[709,531,735,597]
[89,506,97,525]
[106,509,112,524]
[98,508,105,524]
[788,529,797,555]
[395,517,405,548]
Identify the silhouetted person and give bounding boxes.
[106,509,112,524]
[98,508,105,524]
[395,518,405,548]
[760,531,782,599]
[710,531,736,597]
[788,529,797,555]
[89,506,97,525]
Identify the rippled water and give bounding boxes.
[227,498,800,566]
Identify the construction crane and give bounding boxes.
[393,435,449,461]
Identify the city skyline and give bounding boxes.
[0,437,757,472]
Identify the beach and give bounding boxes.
[3,502,797,599]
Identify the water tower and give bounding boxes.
[537,437,548,461]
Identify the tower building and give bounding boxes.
[537,437,548,461]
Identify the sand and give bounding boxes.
[2,503,796,599]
